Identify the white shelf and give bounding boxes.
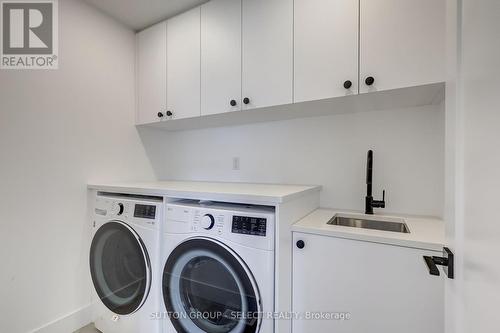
[138,82,445,131]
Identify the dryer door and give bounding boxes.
[90,221,151,315]
[163,238,261,333]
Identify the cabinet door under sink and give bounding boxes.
[292,232,444,333]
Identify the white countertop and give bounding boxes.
[293,209,444,251]
[88,181,321,205]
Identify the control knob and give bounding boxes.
[113,203,124,216]
[201,214,215,230]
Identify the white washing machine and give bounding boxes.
[160,200,275,333]
[90,193,162,333]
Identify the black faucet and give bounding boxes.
[365,150,385,214]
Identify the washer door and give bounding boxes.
[90,221,151,315]
[163,238,261,333]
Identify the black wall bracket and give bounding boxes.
[423,247,454,279]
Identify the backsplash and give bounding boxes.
[140,103,444,217]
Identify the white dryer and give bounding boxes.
[90,193,162,333]
[161,200,275,333]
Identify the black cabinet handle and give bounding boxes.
[423,247,454,279]
[157,112,164,118]
[365,76,375,86]
[243,97,250,105]
[166,110,173,117]
[424,256,440,276]
[296,240,305,249]
[230,99,237,107]
[343,80,352,89]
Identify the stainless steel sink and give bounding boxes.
[327,214,410,233]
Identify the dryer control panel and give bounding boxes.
[134,204,157,220]
[93,193,163,230]
[165,200,275,251]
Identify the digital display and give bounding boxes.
[134,204,156,219]
[232,216,267,237]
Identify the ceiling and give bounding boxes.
[84,0,209,31]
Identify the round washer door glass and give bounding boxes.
[163,238,260,333]
[90,221,151,315]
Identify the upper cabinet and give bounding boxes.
[294,0,359,103]
[242,0,293,110]
[359,0,445,93]
[201,0,242,116]
[166,7,201,120]
[135,0,445,128]
[201,0,293,116]
[295,0,445,102]
[136,22,167,125]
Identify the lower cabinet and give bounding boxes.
[292,232,444,333]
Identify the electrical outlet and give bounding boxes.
[232,157,240,170]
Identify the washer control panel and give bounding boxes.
[166,200,275,250]
[231,216,267,237]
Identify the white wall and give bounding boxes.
[149,104,445,217]
[0,2,448,332]
[444,0,461,332]
[0,1,156,332]
[445,1,500,332]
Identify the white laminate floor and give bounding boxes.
[73,323,100,333]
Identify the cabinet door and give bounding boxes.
[292,232,444,333]
[136,22,167,125]
[167,7,201,120]
[201,0,241,116]
[360,0,445,93]
[294,0,359,103]
[241,0,293,110]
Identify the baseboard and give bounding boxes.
[30,304,93,333]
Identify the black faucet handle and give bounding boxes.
[371,190,386,209]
